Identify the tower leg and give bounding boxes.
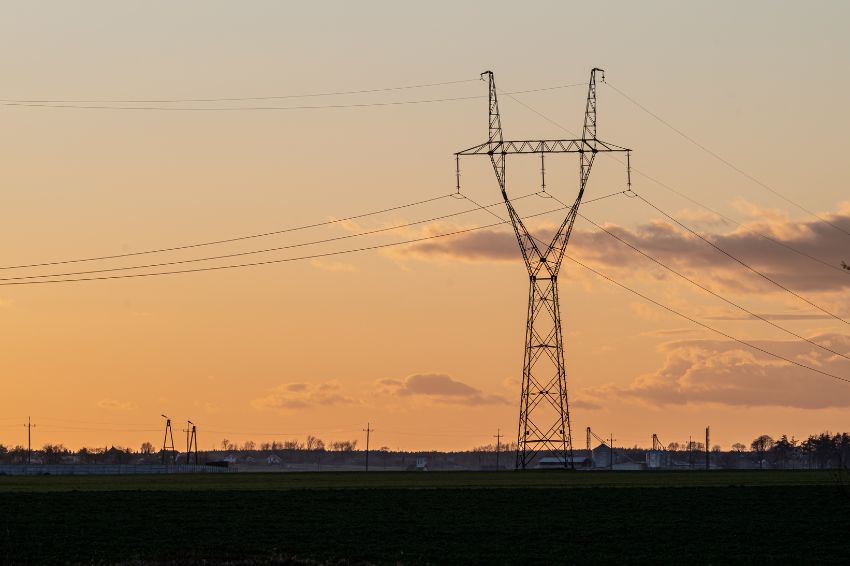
[516,276,574,469]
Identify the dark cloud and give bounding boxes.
[590,333,850,409]
[398,205,850,294]
[377,373,510,406]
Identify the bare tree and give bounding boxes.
[42,444,68,464]
[306,435,325,451]
[140,442,155,455]
[330,440,357,451]
[221,438,230,451]
[731,443,747,452]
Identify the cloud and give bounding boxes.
[395,202,850,294]
[590,333,850,409]
[395,228,520,263]
[97,399,135,411]
[377,373,509,406]
[571,398,602,410]
[252,381,357,411]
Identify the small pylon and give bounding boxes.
[161,414,175,464]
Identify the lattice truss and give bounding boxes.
[455,69,631,469]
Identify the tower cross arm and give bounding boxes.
[455,138,630,156]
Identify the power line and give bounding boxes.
[530,189,850,360]
[460,191,850,380]
[603,80,850,238]
[636,193,850,326]
[0,193,541,281]
[575,209,850,361]
[626,167,850,276]
[0,78,480,104]
[0,192,624,286]
[0,193,454,271]
[0,83,585,112]
[505,87,850,278]
[564,254,850,385]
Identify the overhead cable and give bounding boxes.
[504,87,850,277]
[0,193,540,281]
[0,83,585,111]
[0,193,454,271]
[604,80,850,238]
[636,193,850,326]
[0,78,480,104]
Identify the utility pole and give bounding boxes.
[494,428,503,470]
[161,414,175,465]
[455,69,632,470]
[705,426,710,471]
[25,417,35,464]
[363,422,373,472]
[184,420,198,465]
[610,433,614,471]
[689,435,693,470]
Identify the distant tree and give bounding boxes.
[42,444,68,464]
[771,435,795,469]
[751,435,775,468]
[842,261,849,271]
[837,433,850,469]
[140,442,155,455]
[283,439,304,450]
[731,443,747,453]
[667,442,681,451]
[221,438,230,451]
[306,435,325,451]
[330,440,357,452]
[806,432,836,469]
[243,440,256,451]
[9,445,27,464]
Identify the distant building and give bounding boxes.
[267,454,282,465]
[536,456,590,469]
[646,449,670,469]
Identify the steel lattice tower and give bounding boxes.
[455,69,631,469]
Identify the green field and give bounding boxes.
[1,471,848,564]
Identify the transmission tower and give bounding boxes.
[455,69,631,469]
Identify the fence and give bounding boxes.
[0,464,236,476]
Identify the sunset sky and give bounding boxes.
[1,1,848,452]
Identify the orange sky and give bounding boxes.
[1,2,849,452]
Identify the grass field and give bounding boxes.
[1,470,848,564]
